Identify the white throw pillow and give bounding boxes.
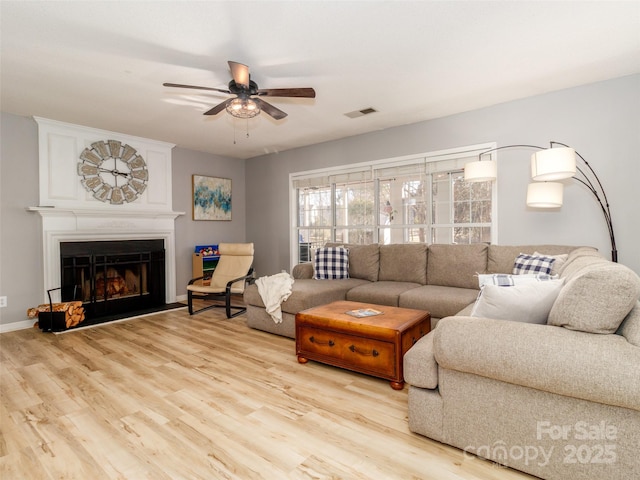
[477,273,556,288]
[471,280,564,324]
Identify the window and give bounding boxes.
[297,185,333,261]
[291,144,496,263]
[431,171,492,244]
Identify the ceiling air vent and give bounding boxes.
[344,107,378,119]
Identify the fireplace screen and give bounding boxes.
[60,240,165,320]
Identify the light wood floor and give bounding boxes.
[0,305,536,480]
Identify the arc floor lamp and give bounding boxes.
[464,141,617,262]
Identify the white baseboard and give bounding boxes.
[1,300,190,334]
[1,319,36,333]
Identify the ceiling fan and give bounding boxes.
[163,61,316,120]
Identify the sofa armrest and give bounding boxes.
[292,263,313,279]
[403,331,438,389]
[434,316,640,411]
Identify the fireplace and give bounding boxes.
[28,118,183,332]
[60,240,166,321]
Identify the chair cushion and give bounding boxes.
[219,242,254,255]
[208,243,254,293]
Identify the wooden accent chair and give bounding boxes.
[187,243,254,318]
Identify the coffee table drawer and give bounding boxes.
[296,301,431,389]
[297,325,396,377]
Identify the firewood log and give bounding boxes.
[66,307,86,328]
[27,301,83,318]
[28,301,86,329]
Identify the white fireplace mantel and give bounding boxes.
[29,207,185,304]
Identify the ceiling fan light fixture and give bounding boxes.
[165,60,314,120]
[226,97,261,118]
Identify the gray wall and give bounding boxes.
[0,113,246,327]
[246,74,640,277]
[0,114,42,326]
[171,147,246,292]
[2,74,638,327]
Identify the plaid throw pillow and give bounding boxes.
[513,253,556,275]
[313,247,350,280]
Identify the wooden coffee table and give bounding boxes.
[295,300,430,390]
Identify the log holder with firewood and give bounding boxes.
[30,287,85,332]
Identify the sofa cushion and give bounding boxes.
[427,244,488,289]
[325,242,380,281]
[399,285,478,319]
[487,245,580,274]
[558,247,608,281]
[346,281,421,307]
[313,246,349,279]
[548,263,640,334]
[618,301,640,347]
[512,253,555,275]
[292,262,313,279]
[346,244,380,282]
[471,280,564,324]
[403,332,438,389]
[456,303,474,316]
[433,316,640,411]
[378,244,427,284]
[243,278,369,313]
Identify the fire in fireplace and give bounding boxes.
[60,239,166,323]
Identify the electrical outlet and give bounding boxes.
[0,296,6,308]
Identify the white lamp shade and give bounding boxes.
[464,160,497,182]
[531,147,576,181]
[526,182,563,208]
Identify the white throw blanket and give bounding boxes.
[255,272,294,324]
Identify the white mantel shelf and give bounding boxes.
[28,206,185,219]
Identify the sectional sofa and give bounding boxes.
[243,243,640,480]
[244,242,579,335]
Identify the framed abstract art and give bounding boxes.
[192,175,232,221]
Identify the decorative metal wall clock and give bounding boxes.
[77,140,148,204]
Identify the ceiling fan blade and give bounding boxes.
[254,98,287,120]
[163,82,230,94]
[228,61,250,88]
[257,87,316,98]
[204,99,232,116]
